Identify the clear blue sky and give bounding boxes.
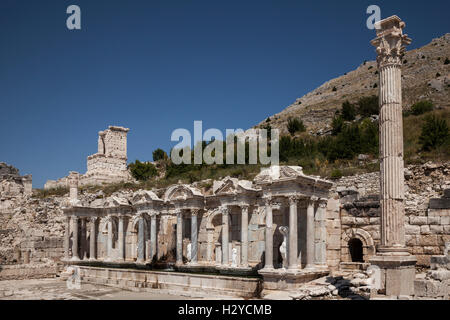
[1,0,449,187]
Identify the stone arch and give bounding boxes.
[341,228,375,263]
[129,214,150,261]
[203,208,224,264]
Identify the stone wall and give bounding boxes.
[0,162,32,212]
[326,162,450,269]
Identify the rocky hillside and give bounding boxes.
[256,34,450,135]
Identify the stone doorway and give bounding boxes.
[348,238,364,262]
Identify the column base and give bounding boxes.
[369,255,417,298]
[70,256,80,262]
[376,245,411,256]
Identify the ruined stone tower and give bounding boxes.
[83,126,132,186]
[44,126,133,189]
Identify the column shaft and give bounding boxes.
[379,64,406,250]
[64,216,70,260]
[80,218,86,260]
[306,200,315,269]
[222,207,229,265]
[118,216,125,261]
[288,197,298,270]
[150,214,157,262]
[191,211,198,263]
[89,217,97,260]
[176,211,183,264]
[71,216,79,260]
[107,219,113,261]
[241,205,249,268]
[264,200,273,269]
[137,217,145,263]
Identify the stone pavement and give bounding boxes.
[0,278,240,300]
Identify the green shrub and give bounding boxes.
[287,117,306,136]
[418,115,449,151]
[332,86,337,92]
[411,101,434,116]
[330,169,343,179]
[331,116,344,135]
[152,148,168,161]
[444,57,450,65]
[357,95,379,117]
[128,160,158,181]
[341,100,356,121]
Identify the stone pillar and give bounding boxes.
[67,171,79,203]
[315,200,328,267]
[305,198,316,269]
[89,217,97,260]
[107,218,113,261]
[22,175,32,196]
[64,216,70,260]
[118,216,125,261]
[137,215,145,263]
[71,216,80,261]
[206,229,214,264]
[369,15,416,298]
[222,206,230,266]
[288,196,298,270]
[176,210,183,265]
[241,205,249,268]
[80,218,87,260]
[264,198,274,269]
[190,209,199,264]
[150,213,157,263]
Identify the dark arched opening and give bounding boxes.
[348,238,364,262]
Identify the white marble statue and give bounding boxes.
[279,226,289,269]
[231,247,237,267]
[187,243,192,262]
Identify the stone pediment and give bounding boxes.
[254,165,304,184]
[104,196,130,207]
[131,190,161,204]
[213,177,258,195]
[164,184,203,202]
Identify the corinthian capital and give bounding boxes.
[221,206,229,216]
[288,195,299,205]
[371,15,411,68]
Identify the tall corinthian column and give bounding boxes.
[369,16,416,298]
[137,215,145,263]
[190,209,199,264]
[240,205,249,268]
[64,216,70,260]
[264,197,274,270]
[71,216,80,261]
[288,196,298,270]
[176,210,183,265]
[222,206,230,266]
[150,213,157,263]
[89,217,97,260]
[371,16,411,255]
[118,216,125,261]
